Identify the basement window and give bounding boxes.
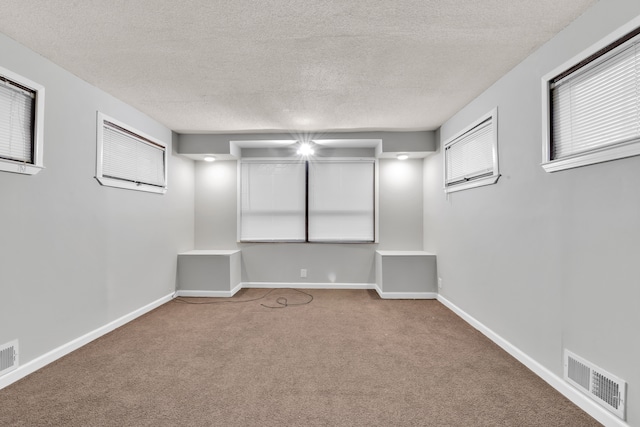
[239,158,376,243]
[308,160,375,242]
[0,66,45,175]
[96,112,167,194]
[443,108,499,193]
[542,25,640,172]
[240,160,306,242]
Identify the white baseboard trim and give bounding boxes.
[374,284,437,300]
[241,282,376,290]
[437,295,628,427]
[0,292,174,391]
[175,283,242,298]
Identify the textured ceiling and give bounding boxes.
[0,0,596,133]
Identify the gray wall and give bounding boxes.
[0,34,194,364]
[424,0,640,423]
[179,131,436,157]
[379,158,423,250]
[194,151,424,284]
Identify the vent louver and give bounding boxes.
[564,350,626,420]
[0,340,18,376]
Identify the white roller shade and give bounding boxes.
[551,37,640,160]
[0,79,34,163]
[308,160,374,242]
[445,118,494,186]
[240,161,306,241]
[102,121,166,187]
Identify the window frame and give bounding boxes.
[237,157,378,243]
[541,16,640,173]
[96,112,168,194]
[0,65,45,175]
[443,107,499,193]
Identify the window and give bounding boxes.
[308,161,374,242]
[542,24,640,172]
[443,108,499,193]
[240,161,306,242]
[239,158,376,243]
[0,66,45,175]
[96,112,167,194]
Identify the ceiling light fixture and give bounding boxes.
[203,155,216,162]
[396,153,409,160]
[297,143,315,156]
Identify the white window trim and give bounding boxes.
[0,65,45,175]
[443,107,499,193]
[96,112,168,194]
[236,157,378,243]
[541,15,640,173]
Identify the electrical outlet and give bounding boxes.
[438,277,443,289]
[300,268,307,278]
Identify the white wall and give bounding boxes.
[424,0,640,424]
[0,33,194,365]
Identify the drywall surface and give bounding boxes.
[194,142,425,284]
[194,160,238,249]
[378,159,423,250]
[424,0,640,424]
[179,131,435,154]
[0,33,194,365]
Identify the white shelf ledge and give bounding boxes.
[179,249,240,256]
[376,250,435,256]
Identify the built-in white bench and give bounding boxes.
[375,250,438,299]
[176,250,242,297]
[176,249,437,299]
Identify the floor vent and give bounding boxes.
[564,350,626,420]
[0,340,19,376]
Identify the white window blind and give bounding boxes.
[445,118,495,186]
[101,120,166,188]
[308,161,375,242]
[240,161,306,242]
[550,33,640,161]
[0,78,34,164]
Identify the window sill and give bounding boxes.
[239,239,306,243]
[239,240,376,244]
[542,139,640,173]
[444,174,499,193]
[95,176,167,194]
[0,160,44,175]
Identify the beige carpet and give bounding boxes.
[0,289,600,426]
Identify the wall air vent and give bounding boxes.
[0,340,18,376]
[564,349,626,420]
